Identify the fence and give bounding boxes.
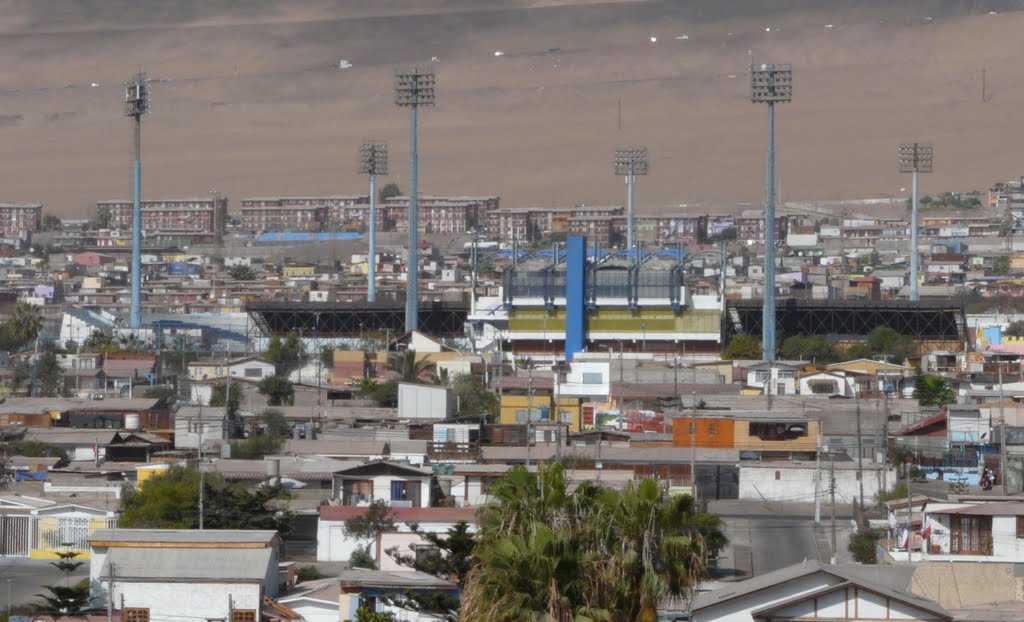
[0,515,116,557]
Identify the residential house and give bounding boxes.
[922,500,1024,562]
[681,559,951,622]
[188,356,276,382]
[174,406,227,450]
[331,461,433,508]
[335,569,458,622]
[799,370,856,397]
[89,529,282,618]
[746,362,799,396]
[316,505,476,563]
[672,411,818,460]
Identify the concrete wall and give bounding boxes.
[110,581,261,619]
[398,383,452,420]
[738,463,894,505]
[317,519,467,563]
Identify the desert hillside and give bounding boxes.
[1,0,1023,216]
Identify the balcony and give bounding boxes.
[428,440,481,463]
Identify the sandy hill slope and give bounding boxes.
[1,0,1023,216]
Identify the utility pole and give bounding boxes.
[855,392,865,510]
[829,451,837,564]
[882,390,890,493]
[553,364,562,464]
[691,391,698,502]
[1000,367,1008,495]
[106,561,115,622]
[815,416,822,523]
[906,458,913,562]
[198,403,204,530]
[526,371,534,469]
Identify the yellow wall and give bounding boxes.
[283,265,316,278]
[500,394,583,432]
[733,420,819,452]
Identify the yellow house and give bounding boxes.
[500,394,584,433]
[282,263,317,278]
[29,504,117,559]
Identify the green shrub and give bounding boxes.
[848,528,882,564]
[295,566,319,583]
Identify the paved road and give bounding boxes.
[709,500,829,578]
[0,558,89,608]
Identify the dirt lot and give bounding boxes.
[1,1,1024,216]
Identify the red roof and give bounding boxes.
[320,505,478,523]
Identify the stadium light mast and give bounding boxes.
[751,63,792,362]
[125,72,149,331]
[359,141,389,303]
[394,67,435,332]
[899,142,933,302]
[613,146,649,250]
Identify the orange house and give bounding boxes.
[672,413,818,457]
[672,416,736,450]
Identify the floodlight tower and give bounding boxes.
[751,63,792,362]
[899,142,933,302]
[394,67,435,332]
[613,146,649,250]
[125,72,149,331]
[359,142,389,303]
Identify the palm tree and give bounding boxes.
[9,302,42,346]
[431,367,452,387]
[388,349,432,383]
[462,463,726,622]
[83,329,117,354]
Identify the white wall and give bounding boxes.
[923,504,1024,563]
[398,383,452,420]
[739,464,895,505]
[110,581,262,619]
[280,599,338,622]
[317,520,471,563]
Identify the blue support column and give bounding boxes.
[565,235,587,362]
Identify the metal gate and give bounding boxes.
[696,465,740,500]
[0,515,31,557]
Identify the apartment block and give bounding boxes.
[100,197,228,243]
[240,195,367,232]
[0,203,42,237]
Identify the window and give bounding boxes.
[391,480,422,506]
[342,479,373,506]
[708,423,717,435]
[950,515,993,555]
[775,471,781,480]
[232,611,257,622]
[1017,516,1024,538]
[125,609,150,622]
[244,367,263,378]
[582,372,603,385]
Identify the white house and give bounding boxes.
[738,462,895,506]
[317,506,476,563]
[682,559,951,622]
[277,578,340,622]
[188,356,276,382]
[336,569,457,622]
[921,500,1024,562]
[747,362,798,396]
[555,361,611,400]
[89,529,282,618]
[331,461,433,508]
[397,383,453,420]
[174,406,227,450]
[799,371,856,397]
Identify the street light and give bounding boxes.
[359,141,389,303]
[751,63,792,362]
[395,67,436,332]
[899,142,933,302]
[613,146,649,250]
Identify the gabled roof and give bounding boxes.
[337,569,457,591]
[101,547,273,582]
[332,460,433,478]
[91,528,279,547]
[690,559,950,620]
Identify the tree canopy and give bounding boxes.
[258,374,295,406]
[913,370,955,407]
[461,463,726,621]
[721,334,761,360]
[119,466,291,535]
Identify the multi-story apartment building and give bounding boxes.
[240,196,368,232]
[0,203,42,237]
[734,215,789,243]
[383,195,500,234]
[568,215,613,248]
[100,197,229,243]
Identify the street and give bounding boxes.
[0,558,90,609]
[709,499,836,578]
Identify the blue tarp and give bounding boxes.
[15,471,47,481]
[256,232,363,243]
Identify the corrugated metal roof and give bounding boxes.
[320,506,477,523]
[91,528,278,544]
[102,547,273,581]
